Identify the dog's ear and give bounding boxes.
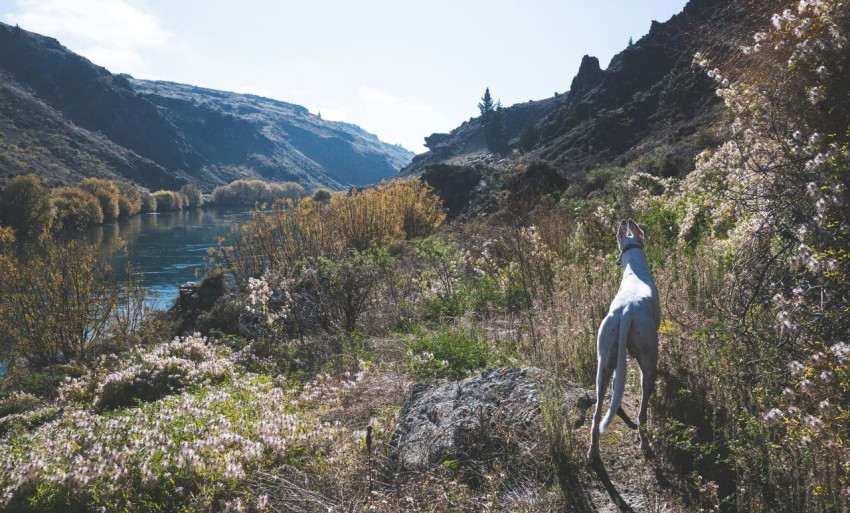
[628,219,645,242]
[617,219,628,242]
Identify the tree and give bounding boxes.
[116,182,143,217]
[478,87,496,122]
[478,88,507,154]
[478,87,502,124]
[0,174,53,236]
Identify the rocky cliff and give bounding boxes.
[402,0,740,185]
[0,22,413,191]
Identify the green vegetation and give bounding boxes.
[311,187,332,203]
[478,87,507,154]
[407,326,493,380]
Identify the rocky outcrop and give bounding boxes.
[420,164,482,219]
[401,0,744,184]
[390,367,594,472]
[402,97,559,176]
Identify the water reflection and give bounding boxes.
[83,208,254,310]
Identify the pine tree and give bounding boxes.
[478,88,497,123]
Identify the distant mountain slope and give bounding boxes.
[402,0,740,181]
[0,22,413,191]
[129,79,413,189]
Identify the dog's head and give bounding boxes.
[616,219,644,252]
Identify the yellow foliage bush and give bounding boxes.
[219,178,445,284]
[78,178,121,221]
[0,239,118,366]
[152,190,183,211]
[51,187,104,231]
[0,173,53,236]
[116,182,143,217]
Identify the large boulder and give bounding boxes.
[390,366,594,472]
[420,164,482,219]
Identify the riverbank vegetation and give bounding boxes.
[0,1,848,511]
[0,176,307,235]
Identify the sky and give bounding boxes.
[2,0,689,153]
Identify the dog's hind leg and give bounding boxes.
[635,335,658,454]
[589,363,612,463]
[589,314,618,463]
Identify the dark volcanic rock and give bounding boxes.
[390,367,594,472]
[402,97,559,176]
[420,164,482,219]
[401,0,746,183]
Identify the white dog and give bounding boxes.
[588,219,660,462]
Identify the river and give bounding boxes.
[84,207,255,310]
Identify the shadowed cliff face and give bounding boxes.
[0,23,202,177]
[0,22,414,191]
[402,0,733,183]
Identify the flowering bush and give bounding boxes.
[90,333,236,410]
[0,337,372,512]
[759,341,850,508]
[683,0,850,349]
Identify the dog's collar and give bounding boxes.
[617,243,644,265]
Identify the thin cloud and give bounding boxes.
[358,87,434,119]
[4,0,170,75]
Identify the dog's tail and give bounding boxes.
[600,310,630,433]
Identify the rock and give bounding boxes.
[390,366,594,472]
[420,164,481,219]
[567,55,605,100]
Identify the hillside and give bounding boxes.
[0,22,413,191]
[128,79,413,189]
[401,0,742,189]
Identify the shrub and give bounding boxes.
[92,334,234,410]
[312,188,332,202]
[0,239,118,366]
[78,178,121,221]
[179,183,203,208]
[407,327,492,380]
[141,192,157,213]
[152,190,182,211]
[218,178,445,286]
[51,187,104,231]
[0,173,53,236]
[115,182,143,217]
[295,249,385,334]
[210,179,305,207]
